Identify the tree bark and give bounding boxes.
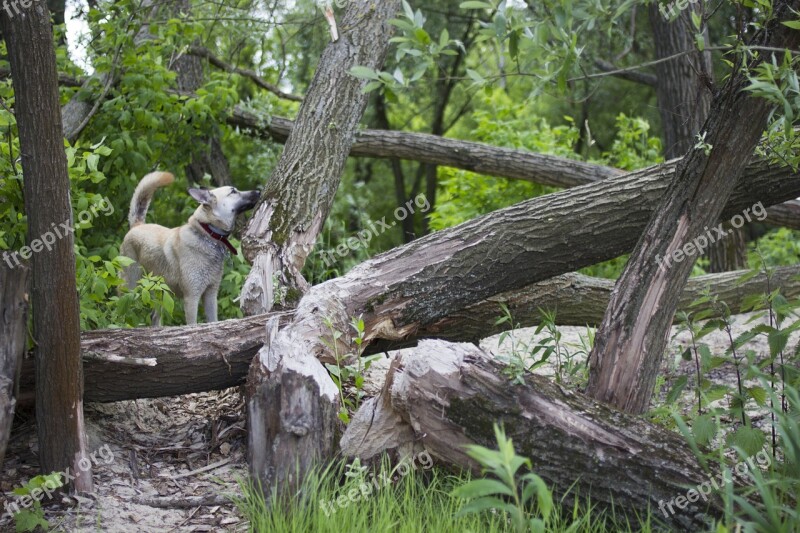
[587,3,800,414]
[342,340,733,532]
[649,3,747,272]
[239,0,402,315]
[1,2,93,490]
[228,110,625,188]
[243,0,402,501]
[229,109,800,228]
[0,265,28,468]
[16,265,800,404]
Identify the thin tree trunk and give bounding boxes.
[374,93,416,243]
[243,0,402,501]
[587,3,800,414]
[649,4,747,271]
[0,265,28,468]
[1,2,92,490]
[239,0,401,315]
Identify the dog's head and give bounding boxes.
[189,186,260,232]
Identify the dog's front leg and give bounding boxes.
[184,294,200,325]
[202,286,219,323]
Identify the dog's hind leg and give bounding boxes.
[119,241,141,290]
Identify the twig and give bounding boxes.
[168,457,233,480]
[130,494,233,508]
[187,45,303,102]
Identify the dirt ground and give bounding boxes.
[1,311,794,532]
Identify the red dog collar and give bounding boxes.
[199,222,238,255]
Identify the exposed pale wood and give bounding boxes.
[587,3,800,414]
[342,339,735,532]
[239,0,402,315]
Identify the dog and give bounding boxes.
[121,171,260,325]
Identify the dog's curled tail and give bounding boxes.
[128,171,175,227]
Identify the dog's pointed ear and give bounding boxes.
[188,188,213,206]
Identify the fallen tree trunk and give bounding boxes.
[407,265,800,346]
[0,265,28,468]
[14,160,800,404]
[14,265,794,403]
[341,340,732,532]
[16,228,800,402]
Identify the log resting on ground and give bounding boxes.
[342,339,738,532]
[28,264,800,404]
[15,239,800,403]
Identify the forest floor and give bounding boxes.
[0,311,794,532]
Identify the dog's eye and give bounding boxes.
[229,188,238,195]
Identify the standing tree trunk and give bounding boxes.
[239,0,401,315]
[0,265,28,468]
[1,3,93,490]
[244,0,401,501]
[649,4,747,272]
[587,3,800,414]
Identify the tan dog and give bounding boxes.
[121,171,260,325]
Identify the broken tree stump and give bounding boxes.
[342,340,739,532]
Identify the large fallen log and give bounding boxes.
[228,110,798,228]
[0,265,28,468]
[17,267,800,403]
[341,340,736,532]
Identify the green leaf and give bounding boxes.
[727,426,766,457]
[13,509,49,532]
[349,66,379,80]
[665,375,688,404]
[460,1,493,9]
[451,478,513,498]
[782,20,800,29]
[692,414,718,446]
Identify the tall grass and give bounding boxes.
[233,456,652,533]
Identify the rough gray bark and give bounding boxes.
[228,110,625,189]
[243,0,402,502]
[17,266,799,403]
[342,340,731,532]
[587,3,800,414]
[408,265,800,346]
[0,265,28,468]
[246,318,339,502]
[239,0,402,315]
[1,2,93,490]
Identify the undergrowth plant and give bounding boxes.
[321,315,383,423]
[494,304,588,387]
